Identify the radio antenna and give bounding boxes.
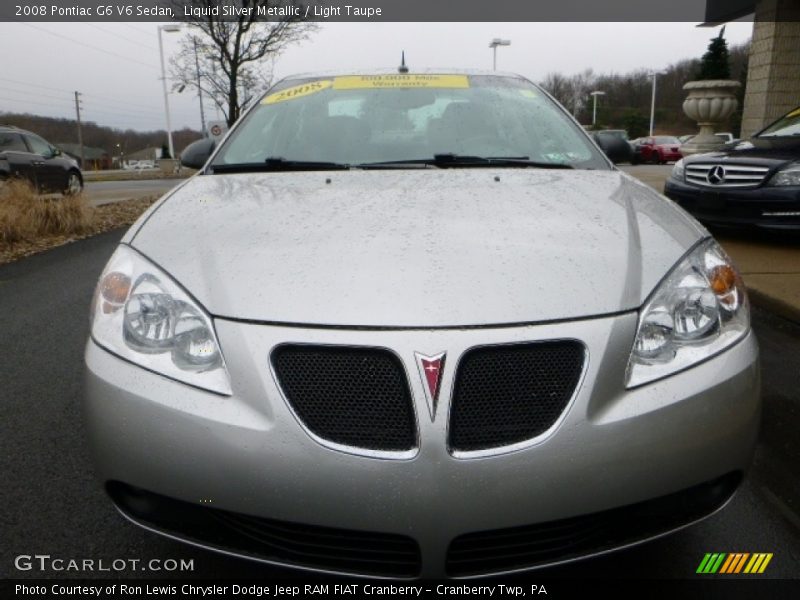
[398,51,409,74]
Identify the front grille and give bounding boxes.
[449,341,584,453]
[272,345,416,452]
[685,163,770,188]
[446,472,742,576]
[108,482,421,578]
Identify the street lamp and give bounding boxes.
[489,38,511,71]
[590,90,606,127]
[192,37,207,137]
[158,24,182,160]
[648,71,666,136]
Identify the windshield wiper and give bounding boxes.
[357,154,574,169]
[211,154,575,173]
[353,159,439,169]
[211,157,350,173]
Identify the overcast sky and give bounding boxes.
[0,21,753,132]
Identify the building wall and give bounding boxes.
[740,0,800,138]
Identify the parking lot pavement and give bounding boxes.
[620,163,675,191]
[622,164,800,324]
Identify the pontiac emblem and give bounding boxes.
[415,352,446,420]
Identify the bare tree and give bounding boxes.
[170,1,317,128]
[566,69,596,121]
[539,72,571,107]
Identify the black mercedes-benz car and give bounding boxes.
[0,125,83,195]
[664,106,800,229]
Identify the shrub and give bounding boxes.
[0,178,92,244]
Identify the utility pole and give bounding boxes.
[193,37,206,137]
[74,91,84,169]
[158,24,181,159]
[649,72,662,137]
[590,90,606,127]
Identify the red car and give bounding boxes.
[632,136,683,164]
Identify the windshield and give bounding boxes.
[758,107,800,137]
[212,74,609,170]
[654,136,679,145]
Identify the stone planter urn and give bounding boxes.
[680,80,741,156]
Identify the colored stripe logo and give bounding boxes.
[697,553,773,574]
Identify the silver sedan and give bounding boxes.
[84,70,759,578]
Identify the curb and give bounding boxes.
[748,288,800,326]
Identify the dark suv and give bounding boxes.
[0,126,83,195]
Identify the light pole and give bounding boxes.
[489,38,511,71]
[158,24,181,159]
[590,90,606,127]
[648,71,666,136]
[192,37,207,137]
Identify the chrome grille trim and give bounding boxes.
[685,163,770,188]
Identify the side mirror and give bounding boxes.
[51,147,62,157]
[593,134,632,165]
[180,138,216,170]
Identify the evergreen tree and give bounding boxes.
[621,109,650,138]
[697,26,731,80]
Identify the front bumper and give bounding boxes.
[84,313,760,578]
[664,177,800,229]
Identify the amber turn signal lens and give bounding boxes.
[709,265,738,296]
[100,271,131,304]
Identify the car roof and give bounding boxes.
[0,125,34,136]
[278,68,528,83]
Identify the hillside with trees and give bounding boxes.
[539,40,750,137]
[0,112,202,159]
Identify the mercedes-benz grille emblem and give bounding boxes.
[706,165,726,185]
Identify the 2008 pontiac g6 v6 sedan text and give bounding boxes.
[84,69,759,578]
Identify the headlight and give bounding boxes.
[90,245,232,395]
[626,238,749,388]
[767,162,800,186]
[670,158,685,181]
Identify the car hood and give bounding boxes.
[130,169,705,327]
[694,136,800,164]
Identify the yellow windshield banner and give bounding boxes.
[333,74,470,90]
[262,80,332,104]
[787,108,800,118]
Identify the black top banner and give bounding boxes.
[1,0,761,23]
